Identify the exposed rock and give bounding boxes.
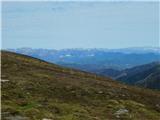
[156,104,160,109]
[42,118,52,120]
[5,115,28,120]
[1,79,10,82]
[98,91,103,94]
[114,108,129,118]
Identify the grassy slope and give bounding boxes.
[1,51,160,120]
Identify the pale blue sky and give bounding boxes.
[2,1,159,49]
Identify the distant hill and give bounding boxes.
[116,62,160,90]
[1,51,160,120]
[94,62,160,90]
[136,71,160,89]
[7,47,160,70]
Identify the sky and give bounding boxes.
[2,1,159,49]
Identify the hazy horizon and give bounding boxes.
[2,1,159,49]
[2,46,160,50]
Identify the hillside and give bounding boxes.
[1,51,160,120]
[136,71,160,89]
[91,68,122,78]
[116,62,160,90]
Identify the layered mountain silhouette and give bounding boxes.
[1,51,160,120]
[7,47,160,70]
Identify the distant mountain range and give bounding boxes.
[6,47,160,70]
